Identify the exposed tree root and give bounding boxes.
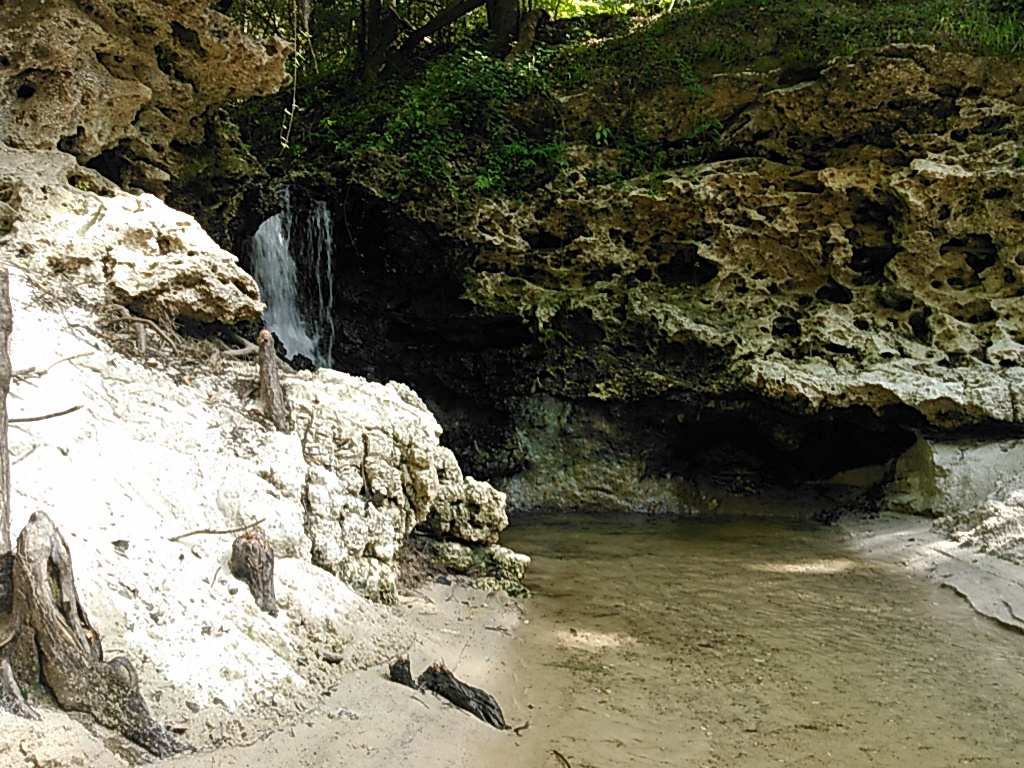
[10,511,190,757]
[0,267,187,757]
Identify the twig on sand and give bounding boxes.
[13,351,93,381]
[10,405,83,423]
[103,305,179,351]
[11,443,37,464]
[168,518,266,543]
[552,749,573,768]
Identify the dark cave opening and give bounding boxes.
[654,405,920,488]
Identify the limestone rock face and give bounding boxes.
[0,144,262,324]
[286,370,510,599]
[311,44,1024,510]
[0,0,290,194]
[462,45,1024,428]
[937,489,1024,565]
[420,447,509,544]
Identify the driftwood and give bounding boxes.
[388,655,417,687]
[230,528,279,617]
[389,656,507,729]
[10,404,83,423]
[257,329,288,432]
[169,517,266,543]
[0,267,187,756]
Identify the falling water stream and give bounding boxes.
[248,188,336,366]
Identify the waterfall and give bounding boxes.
[248,188,336,367]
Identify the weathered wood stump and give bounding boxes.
[388,654,416,687]
[11,512,190,756]
[389,656,507,729]
[0,267,186,756]
[257,329,288,432]
[230,528,279,616]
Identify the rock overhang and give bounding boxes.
[256,42,1024,503]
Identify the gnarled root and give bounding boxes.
[10,511,189,757]
[389,656,507,729]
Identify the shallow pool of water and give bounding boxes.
[497,514,1024,768]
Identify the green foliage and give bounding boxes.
[233,0,1024,205]
[286,47,565,198]
[550,13,706,97]
[619,0,1024,78]
[934,3,1024,53]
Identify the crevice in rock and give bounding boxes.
[658,244,717,286]
[940,234,998,286]
[85,141,133,188]
[815,279,853,304]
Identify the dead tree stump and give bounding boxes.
[0,268,186,756]
[388,655,416,687]
[230,528,279,616]
[11,513,189,756]
[257,329,288,432]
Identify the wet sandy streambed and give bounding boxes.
[496,513,1024,768]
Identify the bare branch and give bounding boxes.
[10,405,83,423]
[168,518,267,543]
[13,352,94,381]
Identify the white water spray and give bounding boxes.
[248,189,335,367]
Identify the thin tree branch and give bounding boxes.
[168,518,266,543]
[13,352,94,381]
[10,405,83,423]
[105,315,179,351]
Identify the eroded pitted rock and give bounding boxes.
[457,47,1024,491]
[0,144,263,324]
[0,0,290,195]
[286,370,519,599]
[421,447,508,544]
[297,43,1024,511]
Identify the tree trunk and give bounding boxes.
[361,0,402,77]
[398,0,486,55]
[505,8,548,62]
[485,0,519,58]
[0,265,33,720]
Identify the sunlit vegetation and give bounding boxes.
[230,0,1024,200]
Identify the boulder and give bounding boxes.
[286,370,514,600]
[0,144,263,324]
[0,0,290,195]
